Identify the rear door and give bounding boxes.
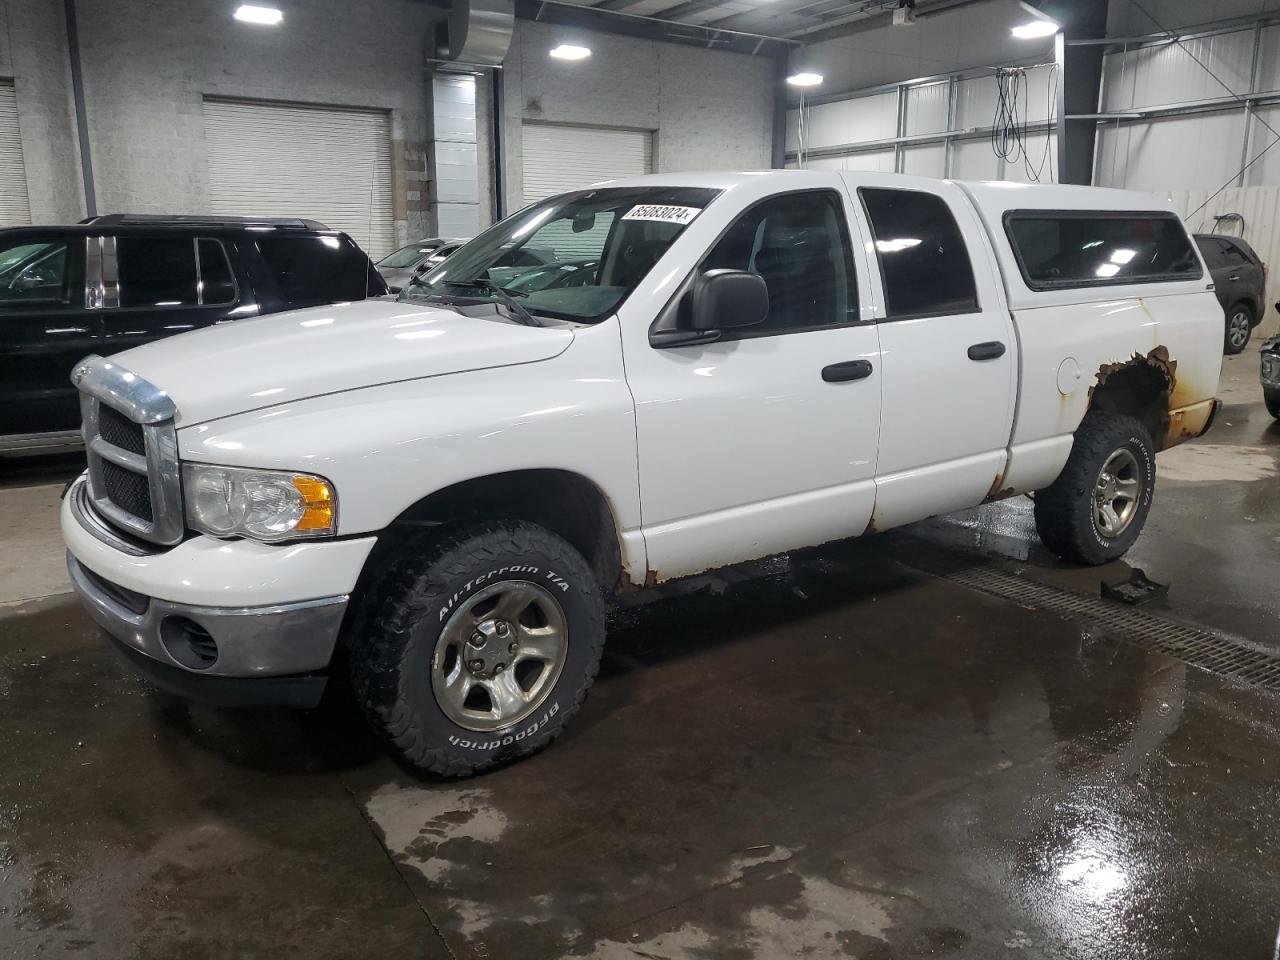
[98,235,246,357]
[1219,239,1264,308]
[0,231,94,437]
[851,179,1017,528]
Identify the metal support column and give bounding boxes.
[1054,31,1067,183]
[1237,20,1264,187]
[893,83,907,173]
[64,0,96,218]
[943,75,957,178]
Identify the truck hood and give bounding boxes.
[115,299,575,426]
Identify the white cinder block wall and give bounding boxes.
[0,0,85,223]
[500,19,776,212]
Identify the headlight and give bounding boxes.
[182,464,337,541]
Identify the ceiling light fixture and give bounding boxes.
[1011,18,1058,39]
[786,72,823,87]
[234,4,283,25]
[549,44,592,61]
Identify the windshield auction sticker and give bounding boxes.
[621,204,702,225]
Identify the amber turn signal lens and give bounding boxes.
[292,475,336,532]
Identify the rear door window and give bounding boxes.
[117,237,198,308]
[860,187,979,319]
[1005,212,1201,289]
[197,239,237,305]
[256,235,370,308]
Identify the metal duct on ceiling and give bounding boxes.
[434,0,514,67]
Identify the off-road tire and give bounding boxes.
[1265,387,1280,420]
[349,520,606,777]
[1034,411,1156,566]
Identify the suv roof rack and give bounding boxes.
[80,213,332,231]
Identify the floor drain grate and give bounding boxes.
[920,561,1280,691]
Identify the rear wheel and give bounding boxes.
[349,520,605,777]
[1225,303,1254,354]
[1034,411,1156,565]
[1266,387,1280,420]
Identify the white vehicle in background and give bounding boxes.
[62,171,1222,776]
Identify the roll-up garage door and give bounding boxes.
[203,98,395,259]
[521,122,652,206]
[0,81,31,226]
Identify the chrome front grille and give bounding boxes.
[73,355,184,546]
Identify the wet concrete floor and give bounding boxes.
[3,347,1280,959]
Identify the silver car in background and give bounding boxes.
[375,237,467,293]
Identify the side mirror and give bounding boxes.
[690,269,769,331]
[649,269,769,349]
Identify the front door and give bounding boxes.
[0,232,96,438]
[624,186,883,579]
[851,179,1017,529]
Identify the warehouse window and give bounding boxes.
[860,188,979,319]
[117,238,198,308]
[702,190,858,336]
[1005,211,1201,290]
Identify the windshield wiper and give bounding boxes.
[445,279,541,327]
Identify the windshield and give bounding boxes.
[379,242,438,269]
[399,186,720,323]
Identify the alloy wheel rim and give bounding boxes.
[1229,311,1250,348]
[431,580,569,732]
[1093,447,1142,539]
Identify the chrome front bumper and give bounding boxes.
[68,553,348,681]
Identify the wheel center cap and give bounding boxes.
[466,620,513,678]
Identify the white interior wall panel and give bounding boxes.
[1244,103,1280,187]
[904,82,948,136]
[954,75,999,131]
[0,81,31,227]
[203,99,394,259]
[1095,111,1247,192]
[1102,29,1255,112]
[786,91,898,153]
[521,122,652,206]
[901,144,946,178]
[952,140,1002,181]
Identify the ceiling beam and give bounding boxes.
[642,0,728,22]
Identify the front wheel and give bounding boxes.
[1034,411,1156,565]
[349,520,605,777]
[1266,387,1280,419]
[1225,303,1254,355]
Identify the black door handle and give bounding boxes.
[822,359,874,382]
[967,341,1006,361]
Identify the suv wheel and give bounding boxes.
[350,520,605,776]
[1225,303,1254,354]
[1034,411,1156,565]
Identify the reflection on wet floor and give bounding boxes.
[4,534,1280,959]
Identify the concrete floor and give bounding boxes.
[3,346,1279,959]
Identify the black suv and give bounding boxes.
[0,214,388,453]
[1193,233,1268,354]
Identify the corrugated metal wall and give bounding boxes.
[784,63,1058,183]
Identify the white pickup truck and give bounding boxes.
[62,171,1222,775]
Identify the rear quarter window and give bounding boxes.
[255,235,371,308]
[1005,211,1201,290]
